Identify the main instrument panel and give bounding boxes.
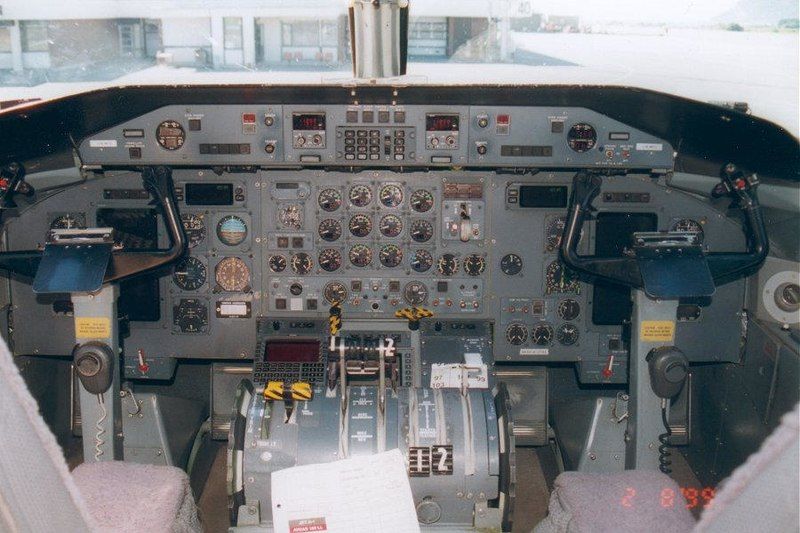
[4,100,748,385]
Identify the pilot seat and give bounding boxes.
[0,337,202,533]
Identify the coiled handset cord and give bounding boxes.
[94,394,107,461]
[658,398,672,474]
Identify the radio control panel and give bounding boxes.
[79,104,674,170]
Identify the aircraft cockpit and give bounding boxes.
[0,2,797,532]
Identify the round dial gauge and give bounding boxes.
[156,120,185,150]
[379,244,403,268]
[172,257,207,291]
[349,184,372,207]
[349,244,373,267]
[410,220,434,243]
[318,188,342,212]
[531,323,555,346]
[380,214,403,238]
[557,299,581,321]
[545,216,567,251]
[437,254,458,276]
[410,250,433,273]
[403,281,429,305]
[506,323,528,346]
[318,249,342,272]
[181,213,206,248]
[50,213,86,230]
[379,184,404,208]
[464,254,486,276]
[500,253,523,276]
[268,254,287,273]
[173,299,208,334]
[215,257,250,292]
[324,282,348,304]
[567,123,597,153]
[410,190,434,213]
[318,219,342,242]
[349,214,372,238]
[546,261,580,294]
[278,204,304,230]
[291,252,313,275]
[557,323,580,346]
[670,218,705,243]
[216,215,248,246]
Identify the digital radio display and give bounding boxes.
[292,113,326,131]
[426,114,460,132]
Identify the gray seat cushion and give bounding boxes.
[73,461,201,533]
[693,403,799,533]
[534,470,695,533]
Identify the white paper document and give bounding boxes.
[271,449,421,533]
[429,353,489,390]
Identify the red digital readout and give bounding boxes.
[431,117,454,130]
[426,114,459,132]
[292,113,326,131]
[620,486,716,510]
[298,117,319,129]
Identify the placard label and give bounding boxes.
[75,317,111,339]
[641,320,675,342]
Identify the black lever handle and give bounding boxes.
[560,172,643,288]
[0,162,34,209]
[104,166,187,283]
[706,164,769,284]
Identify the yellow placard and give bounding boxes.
[75,317,111,339]
[641,320,675,342]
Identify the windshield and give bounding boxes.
[1,0,798,135]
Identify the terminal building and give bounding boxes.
[0,0,535,72]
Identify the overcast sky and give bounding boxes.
[529,0,740,23]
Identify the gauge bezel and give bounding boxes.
[567,123,597,153]
[216,214,248,247]
[214,257,251,292]
[172,256,207,291]
[155,119,186,151]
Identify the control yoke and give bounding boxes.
[0,165,187,285]
[559,164,769,292]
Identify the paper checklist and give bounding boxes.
[271,449,421,533]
